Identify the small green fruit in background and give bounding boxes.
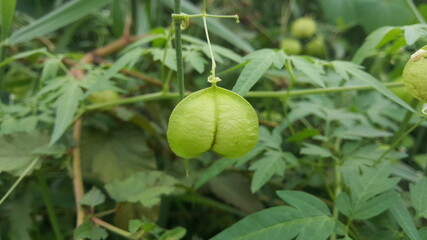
[291,17,317,39]
[305,36,326,57]
[88,90,120,110]
[280,38,302,55]
[167,85,259,159]
[402,46,427,102]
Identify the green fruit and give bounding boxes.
[88,90,120,110]
[280,38,302,55]
[305,36,326,57]
[402,47,427,102]
[291,17,317,38]
[167,85,259,159]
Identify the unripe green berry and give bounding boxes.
[280,38,302,55]
[291,17,317,39]
[402,47,427,102]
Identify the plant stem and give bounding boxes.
[406,0,426,24]
[202,0,217,81]
[36,171,64,240]
[0,157,40,206]
[72,117,85,226]
[92,217,136,239]
[83,82,405,112]
[174,0,185,100]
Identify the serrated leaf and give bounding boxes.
[128,219,156,233]
[211,191,335,240]
[249,151,285,193]
[331,61,414,112]
[301,143,333,158]
[159,226,187,240]
[184,50,206,74]
[80,187,106,208]
[151,48,177,71]
[0,131,49,176]
[352,192,399,220]
[289,56,325,87]
[277,190,331,216]
[102,48,144,82]
[9,0,113,44]
[50,80,83,144]
[105,171,179,207]
[409,178,427,219]
[74,220,108,240]
[232,49,275,96]
[389,198,421,240]
[352,27,396,64]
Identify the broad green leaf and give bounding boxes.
[8,0,113,44]
[50,80,84,144]
[389,198,421,240]
[80,187,106,208]
[334,125,392,139]
[352,27,396,64]
[301,143,333,158]
[159,227,187,240]
[128,219,156,233]
[212,191,334,240]
[336,192,352,217]
[74,220,108,240]
[352,192,399,220]
[0,0,17,40]
[249,151,285,193]
[159,0,253,52]
[105,171,179,207]
[286,128,320,143]
[232,49,275,95]
[81,127,156,183]
[277,190,331,216]
[271,51,286,69]
[151,48,177,71]
[0,131,49,176]
[194,157,237,189]
[331,61,414,112]
[409,178,427,219]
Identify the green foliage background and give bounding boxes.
[1,0,427,239]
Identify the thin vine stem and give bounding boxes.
[174,0,185,100]
[0,157,40,206]
[406,0,426,24]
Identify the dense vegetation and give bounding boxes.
[1,0,427,239]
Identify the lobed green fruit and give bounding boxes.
[167,85,259,159]
[280,38,302,55]
[305,36,326,57]
[402,46,427,102]
[291,17,317,39]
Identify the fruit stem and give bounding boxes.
[174,0,185,100]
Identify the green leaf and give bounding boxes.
[105,171,179,208]
[249,151,285,193]
[289,56,325,87]
[301,143,333,158]
[0,131,49,176]
[331,61,414,112]
[402,24,427,45]
[184,50,207,74]
[102,48,144,83]
[8,0,113,45]
[0,48,48,68]
[0,0,17,40]
[74,220,108,240]
[352,192,399,220]
[211,191,334,240]
[159,226,187,240]
[277,190,332,216]
[151,48,177,71]
[80,187,106,208]
[232,49,275,96]
[40,58,60,83]
[50,80,84,144]
[352,26,396,64]
[389,198,421,240]
[409,178,427,219]
[159,0,253,52]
